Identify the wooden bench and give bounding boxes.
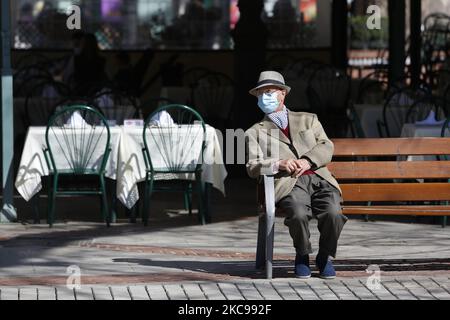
[256,138,450,279]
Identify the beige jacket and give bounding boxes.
[245,111,341,203]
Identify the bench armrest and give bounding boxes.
[261,175,276,224]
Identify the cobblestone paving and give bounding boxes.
[1,217,450,300]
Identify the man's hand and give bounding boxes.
[292,159,312,178]
[278,159,312,177]
[278,159,298,175]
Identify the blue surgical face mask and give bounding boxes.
[258,92,280,114]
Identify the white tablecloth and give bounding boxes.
[401,123,447,138]
[15,127,122,202]
[15,125,227,210]
[354,104,410,138]
[401,123,448,162]
[116,126,227,209]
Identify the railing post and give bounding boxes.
[1,0,17,222]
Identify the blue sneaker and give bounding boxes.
[295,254,311,279]
[316,255,336,279]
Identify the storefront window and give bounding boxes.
[12,0,330,50]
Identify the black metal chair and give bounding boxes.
[141,105,208,226]
[306,65,352,138]
[91,89,141,125]
[192,71,235,130]
[14,65,53,97]
[44,105,112,227]
[265,53,295,73]
[379,86,430,137]
[24,81,72,127]
[356,70,390,105]
[139,97,175,121]
[406,95,449,124]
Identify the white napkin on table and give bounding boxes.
[66,111,89,128]
[415,110,446,126]
[149,111,175,126]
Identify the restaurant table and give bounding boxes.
[353,104,410,138]
[15,125,227,221]
[400,123,448,162]
[116,125,227,210]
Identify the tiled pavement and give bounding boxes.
[1,215,450,300]
[1,277,450,300]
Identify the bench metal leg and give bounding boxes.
[442,216,448,228]
[265,213,275,280]
[255,214,266,270]
[264,176,276,280]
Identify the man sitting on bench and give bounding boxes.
[245,71,348,279]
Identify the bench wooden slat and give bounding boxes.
[343,206,450,216]
[333,138,450,156]
[341,183,450,202]
[328,161,450,179]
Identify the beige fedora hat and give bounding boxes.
[249,71,291,96]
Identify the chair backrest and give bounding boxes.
[283,58,324,82]
[143,105,206,174]
[14,53,51,70]
[91,89,140,124]
[192,72,235,121]
[356,70,390,104]
[25,81,71,126]
[329,138,450,203]
[428,69,450,94]
[45,105,111,175]
[307,66,351,113]
[306,66,352,137]
[14,66,53,97]
[182,67,211,88]
[406,96,449,124]
[265,53,295,73]
[381,86,429,137]
[139,97,175,120]
[283,59,324,112]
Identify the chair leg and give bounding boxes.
[442,216,448,228]
[204,183,211,223]
[31,194,40,224]
[195,174,206,225]
[142,177,153,227]
[99,176,110,227]
[110,180,118,223]
[187,183,193,216]
[184,191,190,214]
[47,175,58,228]
[255,214,267,270]
[129,183,140,223]
[129,203,137,224]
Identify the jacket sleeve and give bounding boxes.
[301,115,334,169]
[245,130,279,178]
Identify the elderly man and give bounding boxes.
[245,71,348,279]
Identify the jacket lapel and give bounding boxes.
[260,116,291,145]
